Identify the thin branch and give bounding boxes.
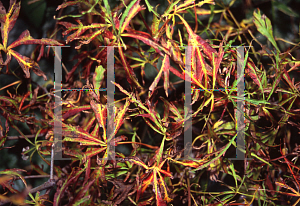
[28,179,56,194]
[5,134,44,140]
[15,175,50,180]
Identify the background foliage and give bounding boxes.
[0,0,300,205]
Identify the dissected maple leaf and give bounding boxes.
[0,1,63,80]
[125,137,173,205]
[58,19,108,49]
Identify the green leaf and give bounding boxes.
[156,135,166,165]
[229,163,238,188]
[93,65,105,97]
[103,0,116,34]
[144,0,160,17]
[253,9,280,52]
[251,152,272,166]
[232,95,271,105]
[191,134,237,172]
[272,0,299,17]
[119,0,144,35]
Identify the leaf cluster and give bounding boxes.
[0,0,300,205]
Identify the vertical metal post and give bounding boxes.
[52,46,71,160]
[229,46,251,160]
[106,46,115,161]
[184,46,193,159]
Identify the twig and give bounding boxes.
[28,178,56,194]
[187,175,191,206]
[28,0,41,4]
[5,134,44,140]
[15,175,50,180]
